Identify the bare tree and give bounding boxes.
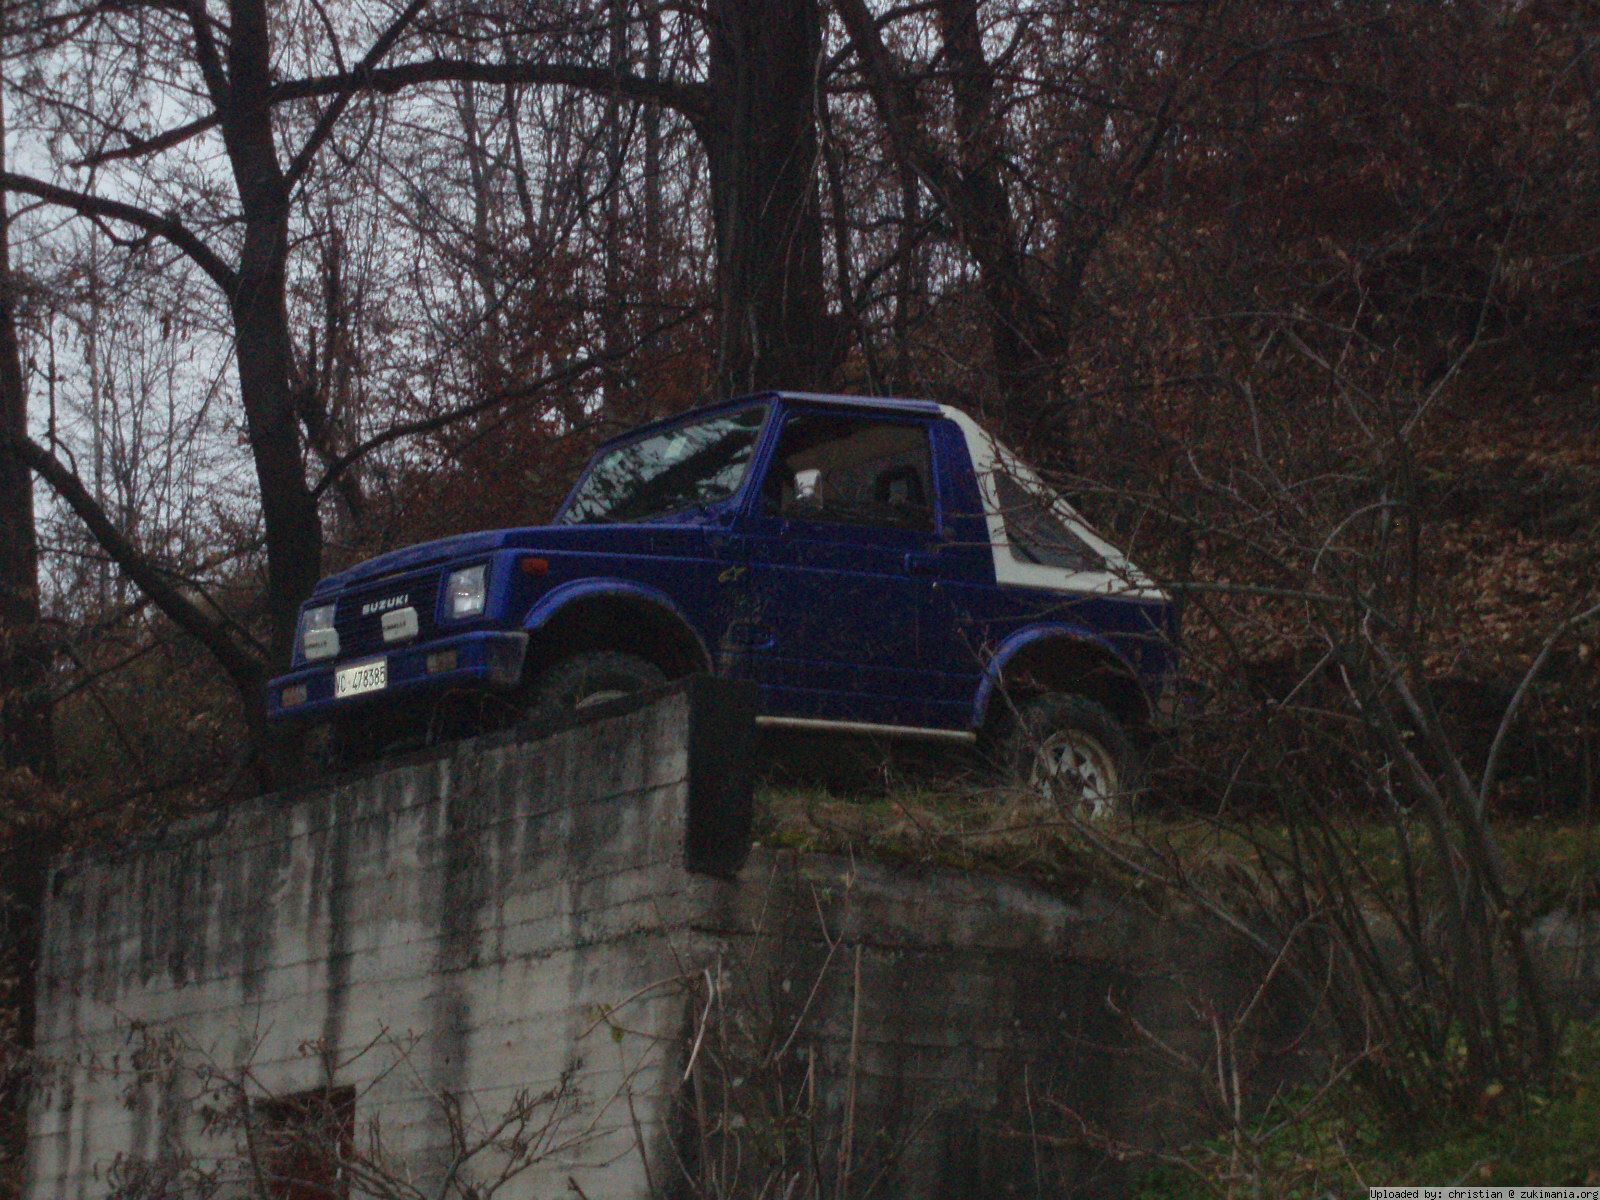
[2,0,445,742]
[3,0,846,767]
[835,0,1214,428]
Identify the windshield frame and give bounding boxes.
[554,400,774,525]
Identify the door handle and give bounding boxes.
[904,550,939,576]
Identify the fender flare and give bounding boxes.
[521,578,713,673]
[971,622,1145,729]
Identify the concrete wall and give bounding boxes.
[687,851,1308,1198]
[26,685,755,1199]
[26,684,1301,1199]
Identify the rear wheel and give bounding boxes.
[994,693,1143,819]
[527,651,667,722]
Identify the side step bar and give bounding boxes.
[755,715,977,744]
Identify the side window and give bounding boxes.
[993,469,1105,572]
[760,414,935,533]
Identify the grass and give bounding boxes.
[753,773,1600,916]
[1132,1021,1600,1198]
[754,779,1109,897]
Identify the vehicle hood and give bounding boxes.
[317,516,724,593]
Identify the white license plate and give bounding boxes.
[335,659,388,698]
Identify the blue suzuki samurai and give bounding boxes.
[270,392,1176,813]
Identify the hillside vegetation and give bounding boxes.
[2,1,1599,1195]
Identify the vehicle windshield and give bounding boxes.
[557,404,769,524]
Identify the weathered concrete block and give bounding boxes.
[25,680,1300,1200]
[25,685,745,1200]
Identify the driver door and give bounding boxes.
[734,409,943,727]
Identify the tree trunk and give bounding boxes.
[0,80,53,783]
[704,0,837,396]
[891,163,924,392]
[837,0,1059,419]
[931,0,1058,419]
[456,79,505,389]
[222,0,322,680]
[643,10,663,258]
[0,68,58,1173]
[601,0,629,408]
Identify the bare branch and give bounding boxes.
[8,432,264,695]
[283,0,433,191]
[274,59,711,129]
[75,113,222,167]
[0,171,237,292]
[1479,596,1600,811]
[182,0,230,110]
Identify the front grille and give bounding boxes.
[334,569,443,658]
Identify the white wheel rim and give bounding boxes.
[1030,729,1122,818]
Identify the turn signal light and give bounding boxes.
[281,684,308,709]
[520,556,549,576]
[426,650,459,675]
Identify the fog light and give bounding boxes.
[281,684,308,709]
[426,650,458,675]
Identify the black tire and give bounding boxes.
[993,693,1143,818]
[528,651,668,722]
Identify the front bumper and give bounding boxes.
[267,630,528,723]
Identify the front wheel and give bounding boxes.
[994,693,1143,819]
[527,651,668,722]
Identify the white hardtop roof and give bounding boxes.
[936,406,1164,601]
